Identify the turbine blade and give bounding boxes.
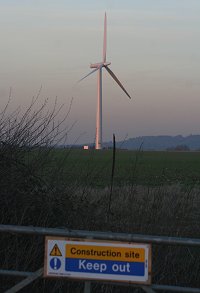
[78,67,99,83]
[103,12,107,63]
[105,67,131,99]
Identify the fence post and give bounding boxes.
[84,281,91,293]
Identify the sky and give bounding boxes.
[0,0,200,145]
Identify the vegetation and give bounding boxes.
[0,100,200,292]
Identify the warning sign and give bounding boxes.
[44,237,151,284]
[50,244,62,257]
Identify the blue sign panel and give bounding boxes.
[65,259,145,276]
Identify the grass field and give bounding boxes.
[51,149,200,187]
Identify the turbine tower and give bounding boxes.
[79,13,131,150]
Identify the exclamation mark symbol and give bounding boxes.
[54,258,57,269]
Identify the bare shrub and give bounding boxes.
[0,94,75,223]
[0,96,77,291]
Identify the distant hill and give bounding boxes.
[104,135,200,151]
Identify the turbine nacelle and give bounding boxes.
[90,62,111,69]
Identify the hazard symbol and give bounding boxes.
[50,244,62,256]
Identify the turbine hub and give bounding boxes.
[103,62,111,67]
[90,62,111,68]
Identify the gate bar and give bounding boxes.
[152,284,200,292]
[84,281,91,293]
[4,268,43,293]
[0,270,35,278]
[0,224,200,247]
[82,280,200,293]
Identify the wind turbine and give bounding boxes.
[79,13,131,150]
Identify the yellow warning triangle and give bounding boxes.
[50,244,62,256]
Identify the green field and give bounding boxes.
[51,149,200,187]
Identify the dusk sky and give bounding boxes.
[0,0,200,145]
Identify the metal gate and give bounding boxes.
[0,224,200,293]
